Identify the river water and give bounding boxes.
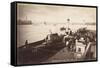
[17,24,96,47]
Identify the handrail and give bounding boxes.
[82,42,91,58]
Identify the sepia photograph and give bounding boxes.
[16,2,97,65]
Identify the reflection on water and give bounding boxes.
[17,24,96,47]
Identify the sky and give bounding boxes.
[17,3,96,24]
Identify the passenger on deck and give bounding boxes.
[66,28,72,35]
[25,40,28,45]
[24,40,28,48]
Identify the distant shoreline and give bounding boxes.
[17,20,32,25]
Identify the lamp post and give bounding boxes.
[67,18,70,29]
